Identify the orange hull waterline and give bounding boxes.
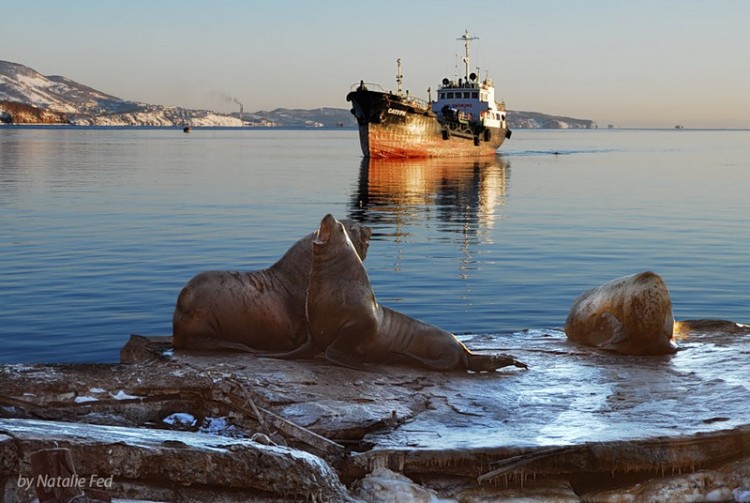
[346,30,511,159]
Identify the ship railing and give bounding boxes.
[350,82,430,110]
[438,81,481,90]
[403,96,430,109]
[350,82,386,92]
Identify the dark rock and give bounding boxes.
[1,418,352,502]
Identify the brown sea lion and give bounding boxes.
[172,220,371,352]
[272,214,527,372]
[564,271,677,355]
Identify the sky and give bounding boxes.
[2,0,749,128]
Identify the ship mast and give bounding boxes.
[458,29,478,81]
[396,58,403,95]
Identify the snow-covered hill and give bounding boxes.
[0,60,241,126]
[506,110,596,129]
[0,60,129,115]
[1,60,595,129]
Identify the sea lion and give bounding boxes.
[564,271,677,355]
[172,220,371,352]
[272,214,527,372]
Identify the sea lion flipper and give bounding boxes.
[259,340,318,360]
[174,335,260,354]
[597,312,629,351]
[397,351,458,371]
[464,351,528,372]
[324,343,369,371]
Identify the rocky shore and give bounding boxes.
[0,101,69,124]
[1,322,749,502]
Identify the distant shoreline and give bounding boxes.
[2,124,748,131]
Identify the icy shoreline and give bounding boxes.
[2,323,749,502]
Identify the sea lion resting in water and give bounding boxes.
[564,271,677,355]
[172,220,371,352]
[272,214,527,372]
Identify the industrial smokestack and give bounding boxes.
[233,98,244,124]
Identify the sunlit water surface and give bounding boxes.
[1,127,748,363]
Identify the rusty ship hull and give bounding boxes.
[347,87,507,159]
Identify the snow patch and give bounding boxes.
[163,412,197,429]
[74,396,98,403]
[111,390,139,400]
[198,416,243,437]
[734,487,750,503]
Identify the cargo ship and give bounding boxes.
[346,30,511,159]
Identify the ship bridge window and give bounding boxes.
[447,92,454,99]
[463,92,471,99]
[472,91,479,99]
[481,92,487,101]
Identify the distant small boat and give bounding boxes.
[183,126,192,133]
[674,124,684,129]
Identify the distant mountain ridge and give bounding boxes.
[0,61,129,114]
[0,60,240,126]
[1,60,595,129]
[506,110,597,129]
[231,107,597,130]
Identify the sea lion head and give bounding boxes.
[314,214,362,258]
[565,271,677,355]
[340,219,371,261]
[307,214,375,351]
[620,271,676,355]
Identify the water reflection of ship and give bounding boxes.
[349,156,509,244]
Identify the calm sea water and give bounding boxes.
[1,127,748,363]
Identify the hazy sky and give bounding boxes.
[3,0,749,128]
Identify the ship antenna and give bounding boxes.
[396,58,403,95]
[458,29,479,81]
